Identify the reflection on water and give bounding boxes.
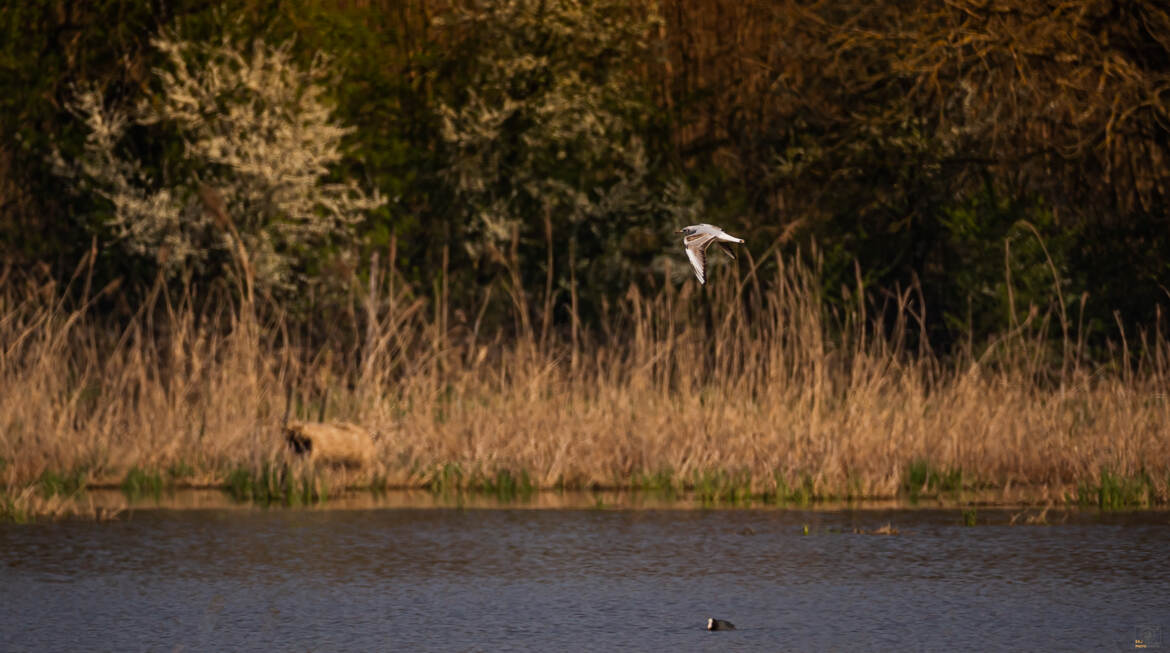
[1,503,1167,651]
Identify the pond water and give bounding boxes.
[1,500,1167,651]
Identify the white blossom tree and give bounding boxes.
[55,34,384,299]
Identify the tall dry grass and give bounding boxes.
[1,248,1168,504]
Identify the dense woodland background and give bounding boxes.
[2,0,1169,356]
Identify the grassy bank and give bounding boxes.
[2,255,1168,520]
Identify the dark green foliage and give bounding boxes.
[936,191,1077,351]
[430,0,671,332]
[1,0,1167,361]
[285,2,444,275]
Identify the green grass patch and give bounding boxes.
[0,492,29,524]
[37,468,87,499]
[904,460,964,501]
[120,462,197,501]
[691,469,753,506]
[844,474,865,501]
[962,508,977,526]
[225,463,327,506]
[763,473,817,505]
[478,469,535,502]
[1076,468,1152,509]
[426,463,465,496]
[634,469,679,498]
[368,472,389,497]
[425,464,535,502]
[121,467,166,501]
[167,461,197,481]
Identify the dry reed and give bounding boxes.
[1,252,1167,510]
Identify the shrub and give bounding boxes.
[54,33,384,300]
[434,0,673,299]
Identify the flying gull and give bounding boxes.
[676,224,745,285]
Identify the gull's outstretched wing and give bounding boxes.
[685,245,706,284]
[717,243,736,260]
[683,232,714,284]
